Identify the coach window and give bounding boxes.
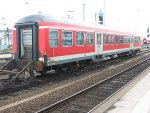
[111,35,115,44]
[136,37,139,43]
[116,35,119,44]
[127,37,130,43]
[62,31,72,46]
[120,36,124,44]
[133,37,136,43]
[131,37,133,43]
[87,33,94,45]
[136,37,138,43]
[135,37,137,43]
[137,37,139,43]
[138,37,140,43]
[49,30,58,47]
[136,37,140,43]
[76,32,84,46]
[124,36,127,44]
[104,34,109,44]
[97,33,101,45]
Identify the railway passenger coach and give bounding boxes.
[13,14,141,73]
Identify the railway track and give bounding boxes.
[0,56,121,96]
[0,49,149,96]
[0,50,144,95]
[36,57,150,113]
[0,51,150,113]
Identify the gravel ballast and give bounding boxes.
[0,52,150,113]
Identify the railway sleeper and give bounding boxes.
[97,89,115,94]
[72,102,94,109]
[97,86,114,90]
[68,109,87,113]
[85,95,106,102]
[88,91,111,97]
[108,81,126,86]
[0,59,38,91]
[72,98,99,106]
[69,104,93,113]
[111,80,129,85]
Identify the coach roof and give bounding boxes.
[16,14,137,36]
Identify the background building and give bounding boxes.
[0,28,12,50]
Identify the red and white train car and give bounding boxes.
[143,37,150,48]
[13,14,141,72]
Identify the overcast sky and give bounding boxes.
[0,0,150,37]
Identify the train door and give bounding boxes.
[95,32,102,55]
[21,28,32,59]
[16,23,38,60]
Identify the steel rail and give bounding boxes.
[36,57,150,113]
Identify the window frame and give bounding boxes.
[104,34,109,44]
[86,32,94,46]
[22,29,32,46]
[110,34,115,44]
[120,36,124,44]
[97,33,102,45]
[127,36,130,43]
[76,31,84,46]
[124,36,127,44]
[49,29,59,48]
[62,30,73,47]
[115,35,119,44]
